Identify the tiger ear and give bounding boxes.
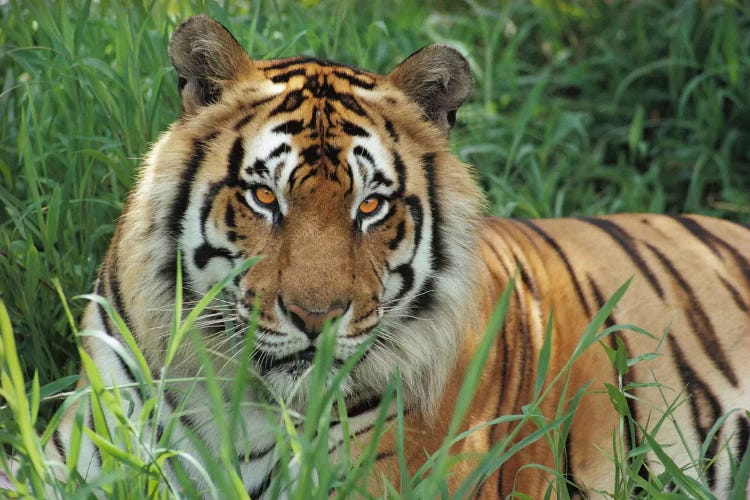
[387,45,473,133]
[169,16,253,115]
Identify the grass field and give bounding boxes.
[1,0,750,497]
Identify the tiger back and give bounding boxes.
[46,15,750,498]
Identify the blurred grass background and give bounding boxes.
[1,0,749,415]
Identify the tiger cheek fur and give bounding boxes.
[47,15,750,500]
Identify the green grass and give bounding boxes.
[1,0,750,498]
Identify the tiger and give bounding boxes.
[44,15,750,498]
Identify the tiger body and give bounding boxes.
[48,16,750,498]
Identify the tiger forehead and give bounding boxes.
[257,57,378,91]
[238,59,390,196]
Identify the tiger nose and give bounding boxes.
[284,302,346,341]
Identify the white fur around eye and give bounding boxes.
[245,186,278,222]
[357,198,389,232]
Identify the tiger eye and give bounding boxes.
[359,197,380,215]
[255,187,276,205]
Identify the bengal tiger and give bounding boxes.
[44,15,749,498]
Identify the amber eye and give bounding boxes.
[254,186,277,206]
[358,197,380,215]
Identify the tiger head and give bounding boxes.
[117,16,483,416]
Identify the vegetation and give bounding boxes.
[1,0,749,498]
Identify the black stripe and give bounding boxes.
[272,119,305,135]
[345,395,382,418]
[268,143,292,159]
[518,266,540,302]
[371,171,393,188]
[193,243,234,270]
[332,70,375,90]
[668,335,723,489]
[478,236,513,443]
[292,167,318,190]
[565,434,585,498]
[391,150,407,196]
[95,301,138,386]
[374,450,395,462]
[336,93,367,116]
[736,418,750,466]
[388,220,406,250]
[225,137,245,187]
[580,217,665,300]
[247,470,273,498]
[94,279,110,334]
[52,430,66,463]
[325,145,341,166]
[108,265,136,337]
[491,257,531,417]
[646,243,739,387]
[239,442,275,462]
[252,158,268,175]
[353,145,374,164]
[588,276,616,329]
[515,219,592,316]
[342,120,370,137]
[672,215,722,257]
[384,119,398,142]
[270,68,306,83]
[679,216,750,293]
[328,411,402,455]
[262,57,313,71]
[409,277,436,313]
[479,239,510,500]
[490,323,509,499]
[403,196,423,250]
[588,275,649,491]
[225,203,236,228]
[423,154,446,272]
[392,264,415,301]
[193,178,237,270]
[233,113,255,131]
[263,56,369,73]
[300,145,321,165]
[167,134,215,241]
[269,90,304,116]
[514,284,531,415]
[163,391,202,433]
[717,273,749,313]
[199,182,223,237]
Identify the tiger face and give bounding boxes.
[123,16,482,413]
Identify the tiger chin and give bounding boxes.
[46,15,750,499]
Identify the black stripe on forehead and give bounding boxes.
[272,119,305,134]
[332,70,375,90]
[289,165,318,191]
[270,90,304,116]
[271,68,307,83]
[342,120,370,137]
[337,93,367,116]
[264,56,374,79]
